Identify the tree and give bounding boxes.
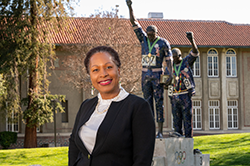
[0,74,5,97]
[0,0,75,148]
[0,74,6,119]
[60,9,142,99]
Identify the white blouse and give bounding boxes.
[79,87,129,154]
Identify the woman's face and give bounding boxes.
[89,52,120,99]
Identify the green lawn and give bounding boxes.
[193,133,250,166]
[0,133,249,166]
[0,147,68,166]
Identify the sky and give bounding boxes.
[73,0,250,24]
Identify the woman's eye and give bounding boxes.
[92,69,98,72]
[107,66,113,69]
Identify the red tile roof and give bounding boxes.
[51,18,138,45]
[52,18,250,48]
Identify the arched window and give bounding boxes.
[189,48,200,77]
[207,48,219,77]
[225,49,237,77]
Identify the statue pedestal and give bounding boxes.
[152,138,210,166]
[194,154,210,166]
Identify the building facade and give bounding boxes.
[1,18,250,147]
[164,47,250,132]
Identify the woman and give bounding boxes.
[68,46,155,166]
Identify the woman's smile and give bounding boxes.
[98,79,112,86]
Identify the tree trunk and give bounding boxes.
[24,118,37,148]
[23,35,39,148]
[24,0,38,146]
[23,67,38,148]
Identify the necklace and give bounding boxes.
[147,37,160,57]
[173,60,183,93]
[95,92,120,114]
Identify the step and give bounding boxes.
[152,156,165,166]
[194,154,210,166]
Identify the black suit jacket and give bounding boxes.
[68,94,155,166]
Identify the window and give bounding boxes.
[61,100,68,123]
[227,100,238,129]
[226,49,237,77]
[6,111,19,132]
[37,126,40,133]
[54,58,59,68]
[193,100,202,129]
[207,49,219,77]
[193,56,200,77]
[209,100,220,129]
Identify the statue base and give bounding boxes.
[152,138,210,166]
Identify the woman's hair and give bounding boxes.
[84,46,121,74]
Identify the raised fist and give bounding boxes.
[126,0,132,7]
[186,31,194,41]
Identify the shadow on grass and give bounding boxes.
[219,135,250,144]
[211,152,250,166]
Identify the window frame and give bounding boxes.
[6,110,19,132]
[225,49,237,77]
[61,100,69,123]
[207,48,219,77]
[188,48,200,77]
[193,100,202,130]
[227,100,238,129]
[208,100,220,129]
[193,56,200,77]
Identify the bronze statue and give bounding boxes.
[167,32,199,138]
[126,0,173,138]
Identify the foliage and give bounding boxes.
[194,133,250,166]
[21,94,65,127]
[0,74,6,95]
[0,0,29,121]
[0,131,17,149]
[0,0,76,147]
[60,9,142,98]
[0,74,6,116]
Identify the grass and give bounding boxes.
[0,147,68,166]
[0,133,249,166]
[193,133,250,166]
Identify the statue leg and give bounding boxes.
[153,71,164,138]
[156,122,163,138]
[142,72,154,118]
[182,93,193,138]
[171,96,183,136]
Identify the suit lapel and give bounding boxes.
[75,97,98,156]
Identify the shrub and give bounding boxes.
[0,131,17,149]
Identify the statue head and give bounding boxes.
[146,25,157,42]
[172,48,182,64]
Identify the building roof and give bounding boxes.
[52,17,250,48]
[51,18,138,45]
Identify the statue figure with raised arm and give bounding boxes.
[167,31,199,138]
[126,0,173,138]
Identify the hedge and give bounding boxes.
[0,131,17,149]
